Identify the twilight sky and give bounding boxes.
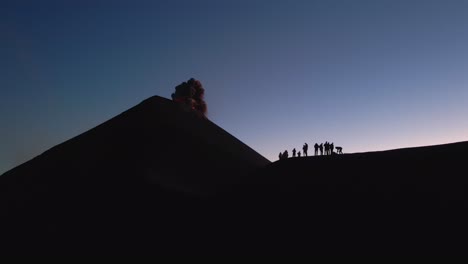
[2,0,468,174]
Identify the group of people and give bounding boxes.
[313,142,343,156]
[278,142,343,160]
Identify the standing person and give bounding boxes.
[279,152,283,160]
[298,151,301,157]
[324,142,329,155]
[314,143,319,156]
[319,143,324,155]
[292,148,296,157]
[330,143,334,155]
[283,150,289,159]
[303,143,308,157]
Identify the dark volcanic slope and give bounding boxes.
[0,96,269,194]
[253,141,468,202]
[1,97,467,255]
[236,141,468,255]
[0,96,269,255]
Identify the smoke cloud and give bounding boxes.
[171,78,207,116]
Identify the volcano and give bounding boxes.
[0,96,269,254]
[1,96,468,255]
[0,96,269,194]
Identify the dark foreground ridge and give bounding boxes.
[1,96,468,255]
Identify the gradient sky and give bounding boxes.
[2,0,468,174]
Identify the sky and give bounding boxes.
[2,0,468,174]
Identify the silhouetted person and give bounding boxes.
[292,148,296,157]
[336,146,343,154]
[303,143,308,156]
[314,143,319,156]
[319,143,323,155]
[283,150,289,159]
[330,143,334,155]
[324,142,329,155]
[279,152,283,160]
[298,151,301,157]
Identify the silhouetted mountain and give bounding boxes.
[1,97,468,255]
[1,96,269,194]
[0,96,269,255]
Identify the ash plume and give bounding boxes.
[171,78,207,116]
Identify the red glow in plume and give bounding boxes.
[171,78,207,116]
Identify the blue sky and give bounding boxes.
[2,0,468,174]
